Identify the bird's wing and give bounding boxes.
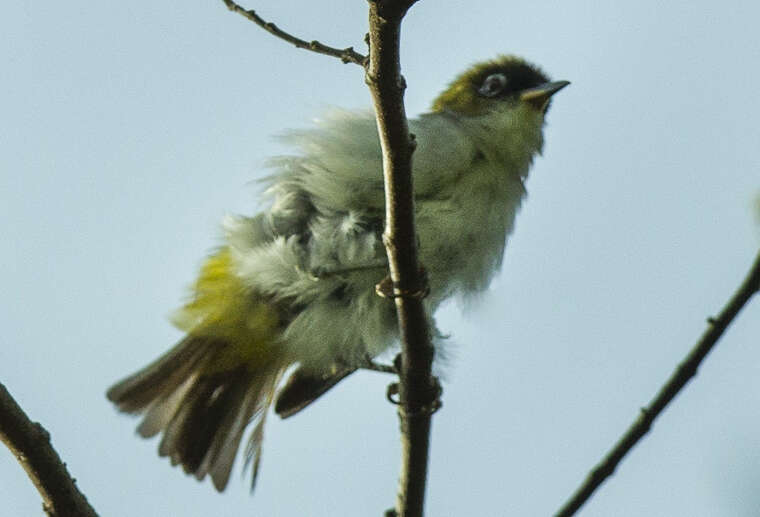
[234,108,483,301]
[265,109,386,214]
[409,111,482,198]
[264,108,481,213]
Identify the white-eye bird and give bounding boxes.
[107,55,568,492]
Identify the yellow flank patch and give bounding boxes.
[172,248,282,372]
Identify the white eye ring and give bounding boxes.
[478,73,508,97]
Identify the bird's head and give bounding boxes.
[431,55,569,117]
[429,55,568,171]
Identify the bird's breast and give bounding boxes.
[415,159,526,302]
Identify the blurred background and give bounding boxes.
[2,1,760,515]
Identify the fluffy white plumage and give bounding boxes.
[107,55,565,492]
[228,103,543,370]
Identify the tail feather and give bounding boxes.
[274,364,355,419]
[107,335,284,492]
[136,372,200,438]
[158,370,236,471]
[106,336,215,413]
[201,383,265,490]
[244,404,271,491]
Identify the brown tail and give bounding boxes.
[274,364,355,419]
[107,336,283,491]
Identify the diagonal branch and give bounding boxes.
[221,1,367,66]
[555,248,760,517]
[0,382,98,517]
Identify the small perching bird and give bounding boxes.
[107,55,569,492]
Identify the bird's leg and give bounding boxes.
[305,261,388,280]
[375,266,430,300]
[358,353,397,374]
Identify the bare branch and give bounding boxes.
[0,382,98,517]
[220,1,436,513]
[221,1,367,66]
[555,249,760,517]
[364,1,438,516]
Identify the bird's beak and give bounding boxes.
[520,80,570,111]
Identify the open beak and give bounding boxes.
[520,80,570,111]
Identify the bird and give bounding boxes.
[106,55,569,492]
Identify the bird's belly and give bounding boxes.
[416,185,522,301]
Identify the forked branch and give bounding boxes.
[364,2,439,517]
[221,2,439,515]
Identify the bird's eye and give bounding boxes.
[478,73,508,97]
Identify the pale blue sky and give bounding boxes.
[2,2,760,516]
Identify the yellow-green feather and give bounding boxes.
[171,248,282,373]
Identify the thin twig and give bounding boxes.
[364,2,437,517]
[555,249,760,517]
[221,1,367,66]
[0,382,98,517]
